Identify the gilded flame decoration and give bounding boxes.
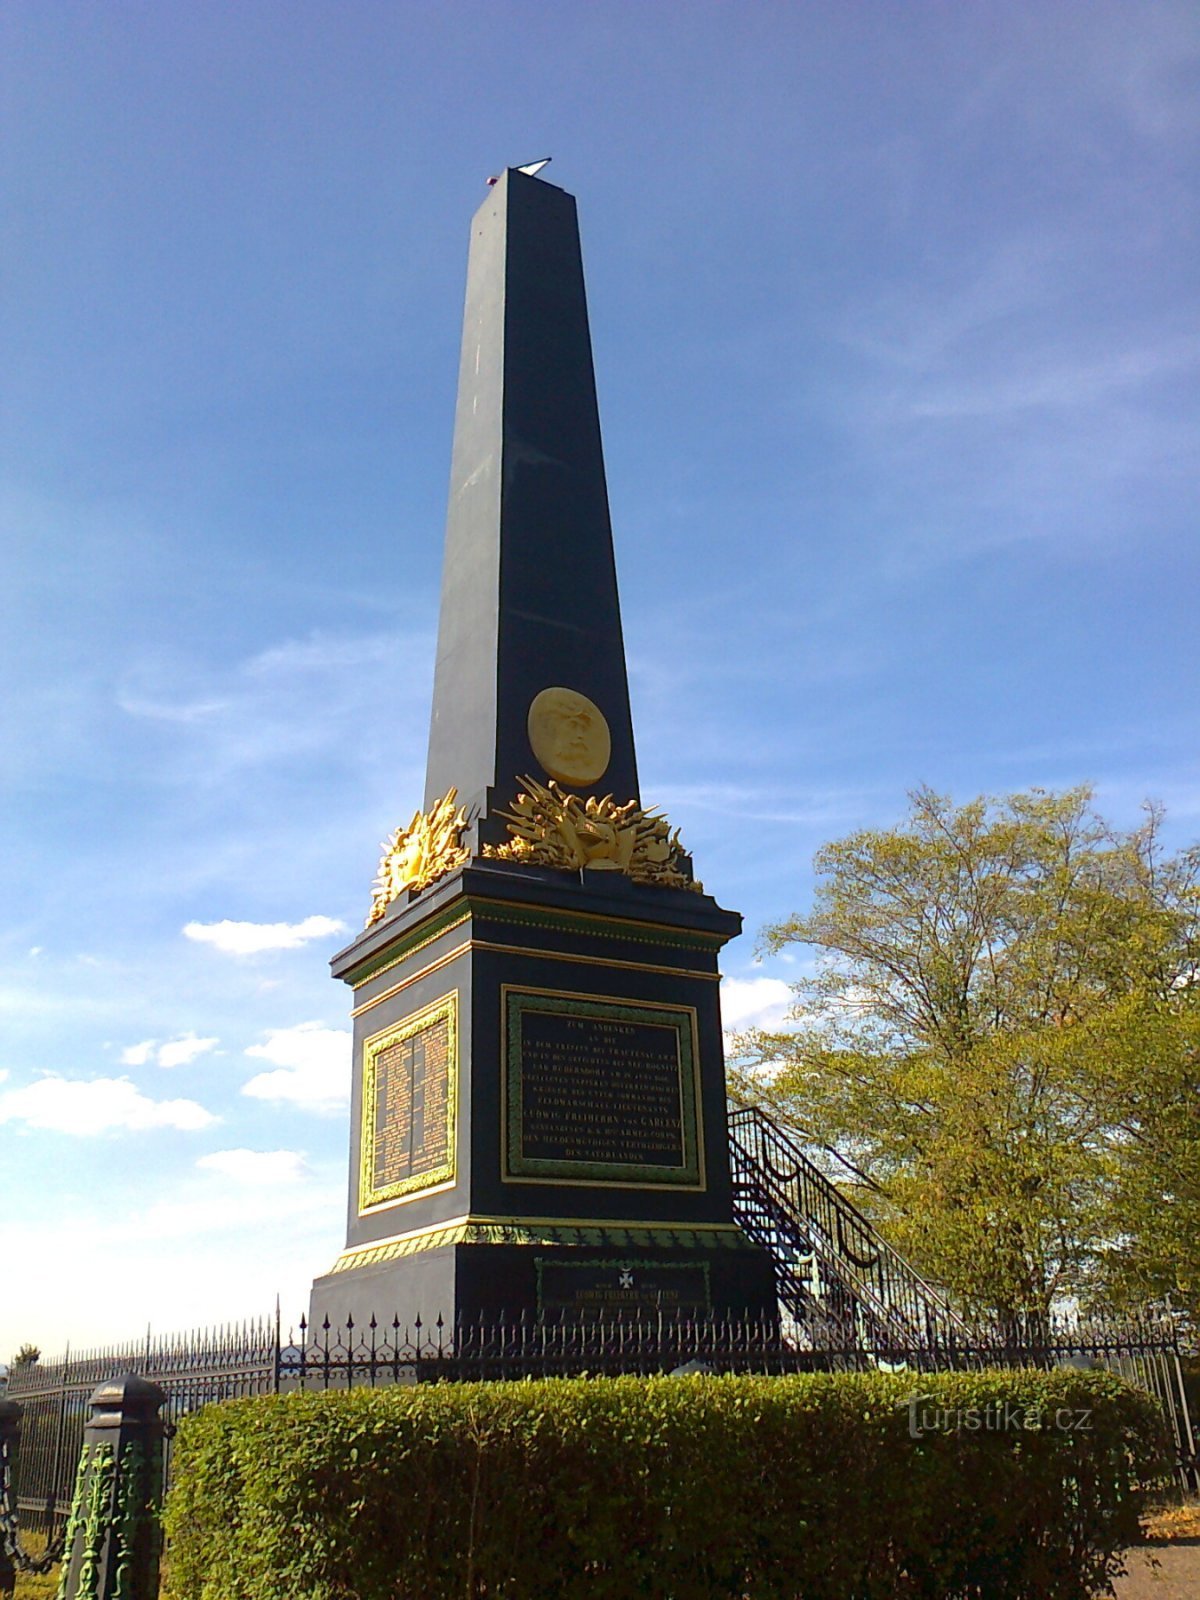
[367,788,471,925]
[483,775,702,892]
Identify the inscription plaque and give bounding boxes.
[536,1259,711,1316]
[359,993,457,1210]
[504,989,703,1188]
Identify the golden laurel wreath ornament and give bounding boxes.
[483,776,700,892]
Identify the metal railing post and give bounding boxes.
[0,1400,20,1599]
[56,1374,167,1600]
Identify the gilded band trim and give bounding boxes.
[468,895,726,949]
[350,909,471,989]
[351,942,470,1017]
[344,890,728,988]
[351,937,716,1019]
[472,938,718,981]
[328,1216,750,1274]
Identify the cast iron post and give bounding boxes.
[56,1374,167,1600]
[0,1399,20,1599]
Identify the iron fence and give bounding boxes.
[6,1302,1196,1539]
[6,1319,277,1536]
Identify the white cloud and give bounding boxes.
[183,915,348,955]
[156,1033,219,1069]
[720,976,794,1032]
[196,1148,308,1186]
[0,1076,217,1136]
[242,1022,350,1114]
[119,1034,220,1068]
[0,1070,7,1086]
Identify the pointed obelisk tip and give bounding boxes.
[486,157,552,186]
[425,147,642,833]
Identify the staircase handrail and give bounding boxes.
[728,1101,968,1345]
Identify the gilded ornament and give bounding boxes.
[367,789,470,925]
[483,775,701,892]
[527,686,611,785]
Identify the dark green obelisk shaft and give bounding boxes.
[423,168,640,829]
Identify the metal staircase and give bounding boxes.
[728,1102,967,1350]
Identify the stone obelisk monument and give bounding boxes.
[309,167,777,1329]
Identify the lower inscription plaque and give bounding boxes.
[359,993,457,1210]
[536,1259,711,1317]
[504,989,703,1187]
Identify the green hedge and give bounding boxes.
[163,1369,1170,1600]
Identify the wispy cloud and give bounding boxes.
[656,781,873,828]
[117,695,229,723]
[829,222,1200,563]
[114,628,433,790]
[0,1076,217,1135]
[903,335,1200,423]
[183,916,347,956]
[243,633,411,677]
[839,238,1062,374]
[242,1022,350,1114]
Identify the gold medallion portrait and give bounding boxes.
[527,687,611,786]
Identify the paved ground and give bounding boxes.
[1112,1541,1200,1599]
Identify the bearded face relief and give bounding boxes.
[527,686,612,786]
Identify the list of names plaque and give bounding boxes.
[506,993,702,1186]
[361,999,454,1207]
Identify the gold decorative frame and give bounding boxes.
[500,984,706,1191]
[358,992,458,1213]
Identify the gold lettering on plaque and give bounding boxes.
[359,994,457,1210]
[503,989,705,1190]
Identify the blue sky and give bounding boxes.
[2,2,1197,1357]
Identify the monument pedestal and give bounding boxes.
[309,860,778,1333]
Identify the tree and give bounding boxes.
[10,1343,40,1367]
[731,786,1200,1324]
